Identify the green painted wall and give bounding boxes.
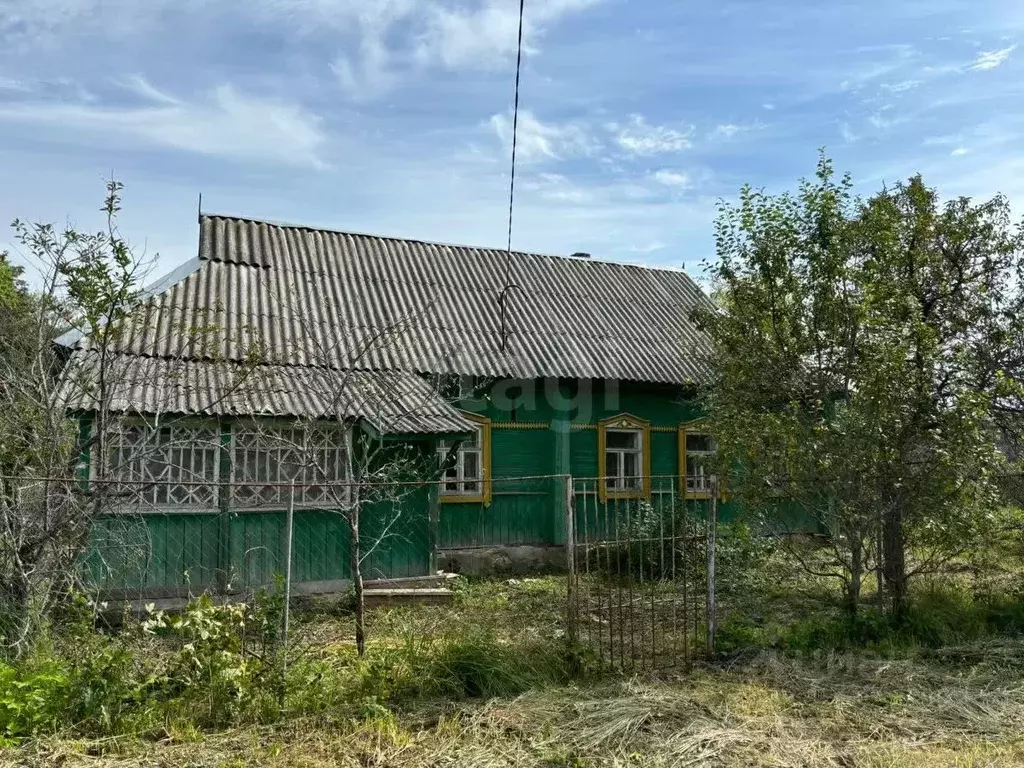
[440,379,702,549]
[80,377,817,592]
[81,418,432,595]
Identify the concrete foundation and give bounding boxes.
[438,544,567,576]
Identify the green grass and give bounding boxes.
[5,554,1024,766]
[12,645,1024,767]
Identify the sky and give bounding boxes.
[1,0,1023,281]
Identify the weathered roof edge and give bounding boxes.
[199,211,698,279]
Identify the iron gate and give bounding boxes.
[566,475,718,671]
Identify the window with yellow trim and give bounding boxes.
[598,414,651,501]
[679,425,717,498]
[438,413,491,505]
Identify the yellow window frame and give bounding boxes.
[598,413,651,502]
[438,411,492,506]
[678,421,721,500]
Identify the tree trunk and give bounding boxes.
[844,535,862,617]
[875,511,884,611]
[2,565,34,658]
[882,504,907,619]
[349,506,365,656]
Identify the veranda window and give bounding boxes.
[104,423,220,508]
[231,424,350,508]
[102,420,351,510]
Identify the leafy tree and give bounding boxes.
[697,154,1021,616]
[0,180,153,656]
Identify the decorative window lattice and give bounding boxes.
[106,424,220,508]
[231,424,350,508]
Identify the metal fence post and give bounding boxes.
[282,482,295,652]
[706,475,718,656]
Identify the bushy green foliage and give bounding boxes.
[0,622,146,742]
[350,632,570,708]
[600,503,774,598]
[717,580,1024,656]
[0,661,68,745]
[699,153,1023,614]
[142,585,288,728]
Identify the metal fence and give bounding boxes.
[567,475,718,671]
[3,472,720,669]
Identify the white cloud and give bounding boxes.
[970,44,1016,71]
[0,77,31,92]
[923,134,960,146]
[629,241,667,254]
[489,110,596,163]
[416,0,600,70]
[332,33,396,100]
[0,80,328,169]
[711,124,741,139]
[119,74,179,105]
[868,112,896,130]
[840,122,859,144]
[0,0,598,101]
[881,79,921,93]
[709,122,763,141]
[652,169,690,187]
[951,147,970,156]
[608,115,694,156]
[522,172,592,203]
[0,0,392,45]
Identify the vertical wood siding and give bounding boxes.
[82,380,821,592]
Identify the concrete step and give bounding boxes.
[365,572,459,591]
[364,588,454,608]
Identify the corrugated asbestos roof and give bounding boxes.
[59,352,472,434]
[63,214,712,424]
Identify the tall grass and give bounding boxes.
[718,579,1024,656]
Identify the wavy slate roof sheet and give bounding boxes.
[59,352,472,434]
[72,214,713,387]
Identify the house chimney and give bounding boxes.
[570,251,591,259]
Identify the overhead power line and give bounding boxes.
[499,0,527,353]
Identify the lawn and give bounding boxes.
[7,571,1024,768]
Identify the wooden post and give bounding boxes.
[550,384,571,545]
[216,420,232,594]
[564,475,577,651]
[428,482,439,574]
[706,476,718,656]
[282,483,295,660]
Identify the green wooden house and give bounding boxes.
[59,214,723,596]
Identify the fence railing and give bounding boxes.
[4,472,721,669]
[567,474,719,671]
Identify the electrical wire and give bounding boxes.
[499,0,527,352]
[506,0,526,257]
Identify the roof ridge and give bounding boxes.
[199,211,695,278]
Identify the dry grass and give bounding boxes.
[10,642,1024,767]
[6,565,1024,767]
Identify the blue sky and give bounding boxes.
[1,0,1022,280]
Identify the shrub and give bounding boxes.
[143,587,288,728]
[716,581,1024,656]
[0,660,69,744]
[594,501,773,598]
